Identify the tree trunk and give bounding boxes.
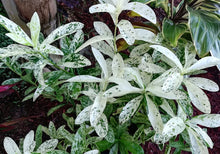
[1,0,57,35]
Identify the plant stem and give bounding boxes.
[113,25,118,54]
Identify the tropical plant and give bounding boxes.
[1,0,220,154]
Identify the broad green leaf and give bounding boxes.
[145,95,163,133]
[33,85,47,101]
[66,75,102,83]
[84,150,99,154]
[119,96,143,124]
[150,45,183,70]
[90,93,107,126]
[112,53,124,78]
[187,127,209,154]
[22,93,34,102]
[0,15,33,46]
[92,47,109,78]
[23,130,36,153]
[187,7,220,57]
[162,71,183,93]
[120,139,144,154]
[185,56,220,73]
[89,4,116,14]
[189,114,220,128]
[36,139,58,153]
[92,41,114,58]
[162,117,185,138]
[117,20,135,45]
[42,45,64,55]
[30,12,40,47]
[134,29,156,43]
[162,19,187,47]
[190,124,213,148]
[184,80,211,113]
[1,78,22,85]
[0,44,34,58]
[124,2,157,24]
[94,114,108,138]
[75,105,92,124]
[42,22,84,45]
[35,125,43,149]
[187,77,219,92]
[3,137,21,154]
[75,35,113,53]
[210,35,220,70]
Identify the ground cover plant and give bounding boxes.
[0,0,220,153]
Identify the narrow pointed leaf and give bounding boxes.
[124,2,157,24]
[90,93,107,126]
[186,56,220,73]
[160,99,175,117]
[66,75,102,83]
[6,33,32,46]
[119,96,143,124]
[60,55,91,68]
[42,22,84,45]
[190,114,220,128]
[118,20,135,45]
[139,62,165,73]
[42,45,64,55]
[94,114,108,138]
[36,139,58,153]
[92,41,114,58]
[3,137,21,154]
[187,77,219,92]
[112,53,124,78]
[89,4,116,14]
[75,105,92,124]
[23,130,36,153]
[124,67,144,88]
[184,80,211,113]
[30,12,40,47]
[33,85,47,102]
[210,35,220,70]
[150,45,183,70]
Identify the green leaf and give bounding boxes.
[187,7,220,57]
[47,104,66,116]
[42,22,84,45]
[96,140,114,152]
[162,18,187,47]
[210,35,220,70]
[33,85,47,101]
[24,86,36,95]
[35,125,43,150]
[109,143,118,154]
[30,12,40,47]
[105,126,115,143]
[120,139,144,154]
[1,78,21,85]
[47,150,69,154]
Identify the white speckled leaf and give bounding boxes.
[60,55,91,68]
[150,45,183,70]
[92,41,114,58]
[36,139,58,153]
[190,124,213,149]
[89,4,116,14]
[92,47,109,78]
[130,43,149,58]
[105,126,115,143]
[187,77,219,92]
[94,114,108,138]
[0,15,33,46]
[160,99,175,117]
[186,56,220,73]
[124,2,157,24]
[118,20,135,45]
[139,62,165,74]
[112,53,124,78]
[33,85,47,102]
[162,117,185,138]
[69,30,84,51]
[33,60,47,86]
[23,130,36,153]
[187,127,209,154]
[124,67,144,88]
[71,126,86,154]
[90,93,107,126]
[42,22,84,45]
[6,33,32,46]
[42,45,64,55]
[66,75,102,83]
[0,44,34,58]
[162,71,183,93]
[94,21,113,37]
[189,114,220,128]
[145,95,163,133]
[75,105,92,124]
[3,137,21,154]
[119,96,143,124]
[184,80,211,113]
[30,12,40,47]
[135,29,156,43]
[84,150,99,154]
[75,35,113,53]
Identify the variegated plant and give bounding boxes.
[1,0,220,154]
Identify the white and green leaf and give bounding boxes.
[75,105,92,125]
[30,12,40,47]
[23,130,36,153]
[3,137,21,154]
[94,114,108,138]
[66,75,102,83]
[36,139,58,153]
[112,53,124,78]
[189,114,220,128]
